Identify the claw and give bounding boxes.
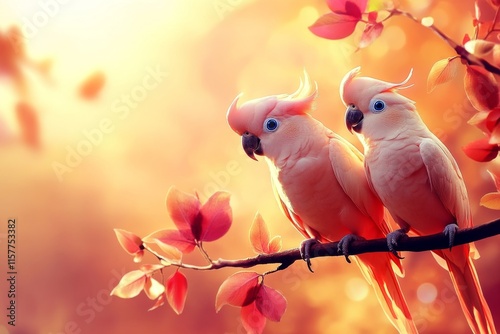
[337,234,365,263]
[300,238,320,273]
[443,223,459,250]
[386,229,407,259]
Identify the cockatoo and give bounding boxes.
[341,67,496,334]
[227,72,417,333]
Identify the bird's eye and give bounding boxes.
[264,118,280,132]
[370,99,386,113]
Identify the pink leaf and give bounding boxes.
[255,285,287,322]
[463,138,499,162]
[114,229,143,255]
[165,271,188,315]
[427,57,461,92]
[241,302,266,334]
[486,108,500,132]
[199,192,232,242]
[249,213,270,254]
[166,187,202,235]
[309,12,359,40]
[464,65,499,111]
[144,277,165,300]
[143,229,196,254]
[358,22,383,49]
[327,0,367,14]
[267,236,283,254]
[110,270,146,299]
[480,192,500,210]
[149,293,166,311]
[367,11,378,23]
[216,272,261,312]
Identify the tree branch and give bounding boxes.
[162,218,500,272]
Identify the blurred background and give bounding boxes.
[0,0,499,333]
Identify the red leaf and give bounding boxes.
[344,1,362,18]
[241,302,266,334]
[255,285,287,322]
[79,70,106,99]
[216,272,261,312]
[199,192,232,242]
[367,11,378,23]
[486,108,500,132]
[309,13,359,40]
[149,293,166,311]
[110,270,147,299]
[114,229,143,255]
[249,213,270,254]
[143,229,196,254]
[468,111,489,133]
[144,277,165,300]
[489,124,500,144]
[463,138,499,162]
[165,271,188,315]
[16,102,39,150]
[267,236,282,254]
[166,187,202,236]
[427,57,460,92]
[464,65,499,111]
[463,33,471,45]
[327,0,367,14]
[358,22,383,49]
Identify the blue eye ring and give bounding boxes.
[370,99,386,113]
[264,118,279,132]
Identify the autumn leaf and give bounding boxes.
[143,229,196,254]
[110,270,147,299]
[427,57,460,92]
[487,170,500,191]
[79,70,106,99]
[486,108,500,132]
[216,272,261,312]
[165,270,188,315]
[241,302,266,334]
[149,293,166,311]
[468,111,489,133]
[16,102,39,150]
[463,138,499,162]
[144,277,165,300]
[480,192,500,210]
[309,12,360,40]
[249,213,270,254]
[166,187,202,238]
[114,229,144,263]
[255,285,287,322]
[327,0,367,15]
[464,65,499,111]
[358,22,383,49]
[199,191,232,242]
[489,124,500,144]
[267,236,282,254]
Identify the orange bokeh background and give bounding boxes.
[0,0,499,333]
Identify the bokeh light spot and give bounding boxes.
[384,26,406,50]
[417,282,438,304]
[345,277,369,301]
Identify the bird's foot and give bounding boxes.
[299,238,320,273]
[386,229,408,259]
[338,234,365,264]
[443,223,459,249]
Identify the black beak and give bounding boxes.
[242,132,263,160]
[345,105,364,133]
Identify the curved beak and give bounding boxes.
[345,106,364,133]
[242,132,263,160]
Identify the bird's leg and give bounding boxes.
[443,223,459,250]
[386,228,409,258]
[299,238,320,273]
[337,234,365,264]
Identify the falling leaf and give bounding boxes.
[309,12,360,40]
[249,213,271,254]
[79,70,106,99]
[16,102,39,149]
[358,22,383,49]
[464,65,499,111]
[427,57,460,92]
[110,270,147,299]
[255,285,287,322]
[199,191,232,242]
[215,272,261,312]
[241,302,266,334]
[166,187,202,238]
[463,138,499,162]
[480,192,500,209]
[144,277,166,300]
[165,270,188,315]
[143,229,196,254]
[114,229,144,262]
